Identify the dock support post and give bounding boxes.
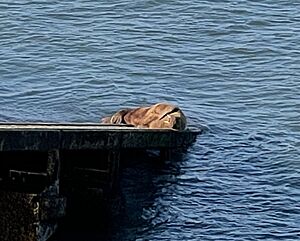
[108,150,121,192]
[0,149,66,241]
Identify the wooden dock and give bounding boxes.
[0,123,201,241]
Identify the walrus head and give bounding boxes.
[146,103,186,130]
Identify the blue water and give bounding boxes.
[1,0,300,240]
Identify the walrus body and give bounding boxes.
[101,103,187,131]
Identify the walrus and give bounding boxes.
[101,103,187,131]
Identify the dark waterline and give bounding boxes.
[1,0,300,240]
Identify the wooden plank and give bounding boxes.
[0,122,134,130]
[9,170,48,184]
[0,123,201,151]
[0,122,199,132]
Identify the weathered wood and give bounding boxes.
[0,123,200,151]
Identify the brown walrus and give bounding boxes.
[101,103,187,130]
